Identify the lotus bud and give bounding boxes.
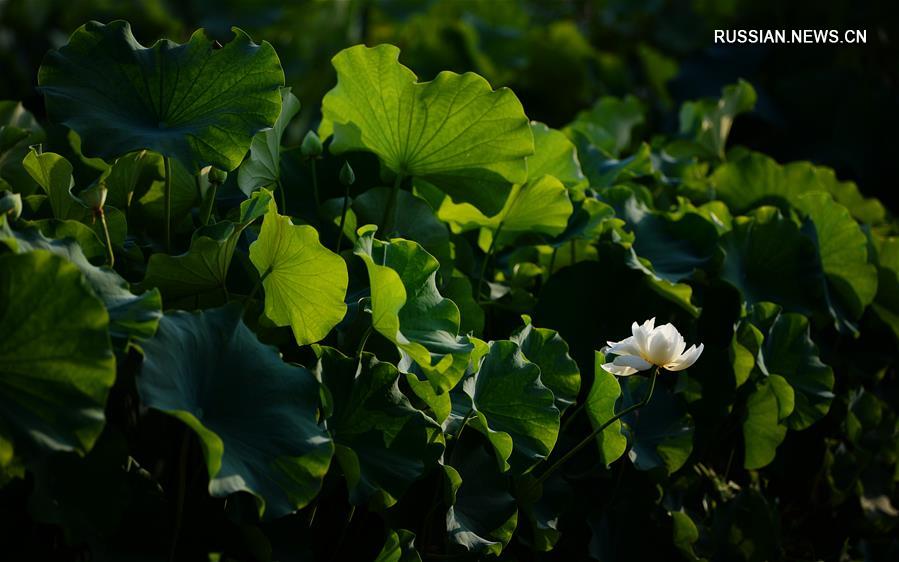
[208,167,228,185]
[339,161,355,186]
[301,130,323,158]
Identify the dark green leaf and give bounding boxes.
[38,20,284,171]
[138,305,333,518]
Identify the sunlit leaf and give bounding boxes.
[249,195,348,345]
[354,226,472,393]
[322,44,534,215]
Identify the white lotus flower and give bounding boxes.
[602,318,703,376]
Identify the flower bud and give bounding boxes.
[339,161,355,186]
[81,184,108,210]
[301,130,323,158]
[208,167,228,185]
[0,191,22,220]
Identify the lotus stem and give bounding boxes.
[476,221,504,302]
[98,208,114,267]
[163,155,173,252]
[335,182,351,254]
[200,182,218,226]
[243,266,273,313]
[532,366,659,487]
[277,178,288,215]
[381,172,404,236]
[169,429,191,562]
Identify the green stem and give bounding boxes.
[356,325,373,360]
[476,221,504,301]
[333,504,356,560]
[169,429,191,562]
[548,246,558,275]
[277,179,288,215]
[447,409,476,467]
[335,182,351,254]
[380,172,404,236]
[98,208,115,268]
[558,401,586,435]
[200,182,218,226]
[163,155,174,252]
[310,159,320,209]
[533,366,659,487]
[243,267,273,314]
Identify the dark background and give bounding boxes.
[1,0,897,210]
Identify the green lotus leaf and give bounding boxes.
[353,226,472,393]
[144,189,273,307]
[678,80,756,160]
[795,192,877,330]
[316,347,443,509]
[0,251,115,472]
[249,196,348,345]
[352,187,452,269]
[143,223,237,307]
[103,150,164,210]
[442,273,485,337]
[38,20,284,171]
[872,235,899,342]
[22,148,78,220]
[132,156,198,225]
[444,434,518,556]
[439,174,573,250]
[450,340,560,473]
[742,377,791,470]
[25,218,106,261]
[758,312,834,430]
[511,316,580,411]
[0,219,161,341]
[526,122,586,191]
[0,101,45,194]
[566,95,644,157]
[587,352,627,467]
[579,142,654,188]
[322,44,534,215]
[620,376,694,474]
[22,148,129,248]
[720,207,825,315]
[375,529,422,562]
[238,88,301,195]
[137,305,333,518]
[711,150,887,226]
[606,192,719,283]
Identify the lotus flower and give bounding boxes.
[602,318,703,376]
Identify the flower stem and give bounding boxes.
[380,172,404,236]
[277,179,288,215]
[533,366,659,487]
[169,428,191,562]
[163,155,174,252]
[200,182,218,226]
[448,409,476,467]
[476,221,504,302]
[243,266,273,314]
[335,182,351,254]
[98,208,114,267]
